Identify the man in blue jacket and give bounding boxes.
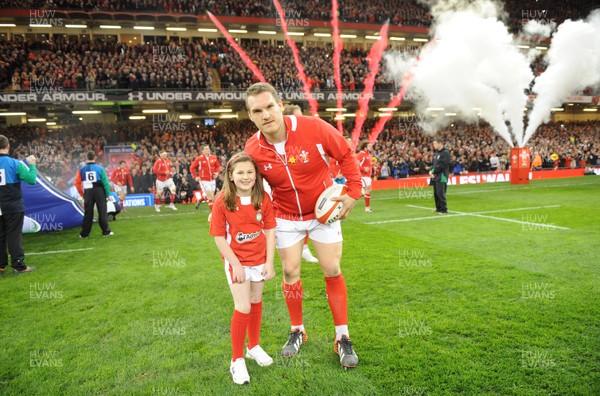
[0,135,38,274]
[74,151,113,238]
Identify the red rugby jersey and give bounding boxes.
[190,154,221,181]
[110,167,133,187]
[152,157,172,182]
[244,115,361,220]
[356,149,373,177]
[209,192,276,266]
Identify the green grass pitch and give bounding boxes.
[1,177,599,395]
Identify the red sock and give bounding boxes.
[247,302,262,349]
[364,194,371,208]
[283,280,304,327]
[325,273,348,326]
[231,310,250,360]
[304,234,309,244]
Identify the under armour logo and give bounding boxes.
[264,163,273,171]
[128,92,144,101]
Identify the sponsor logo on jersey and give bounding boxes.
[236,231,261,243]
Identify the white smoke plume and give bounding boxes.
[523,10,600,145]
[386,0,533,147]
[522,19,556,38]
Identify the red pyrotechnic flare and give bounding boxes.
[367,74,413,144]
[206,12,266,83]
[351,22,389,147]
[331,0,344,134]
[271,0,319,115]
[368,40,436,144]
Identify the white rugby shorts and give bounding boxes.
[200,180,216,193]
[113,184,127,194]
[275,218,342,249]
[156,178,175,192]
[225,263,266,285]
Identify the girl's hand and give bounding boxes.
[231,264,246,283]
[262,263,275,281]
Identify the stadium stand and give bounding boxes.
[0,1,598,194]
[3,119,598,194]
[3,37,577,93]
[0,0,596,31]
[0,36,394,92]
[0,36,214,91]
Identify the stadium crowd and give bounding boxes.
[2,36,579,94]
[1,0,597,32]
[1,36,216,92]
[4,119,598,196]
[218,42,393,91]
[1,36,394,92]
[0,34,409,92]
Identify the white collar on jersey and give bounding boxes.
[288,114,298,132]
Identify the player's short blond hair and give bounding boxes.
[245,82,280,110]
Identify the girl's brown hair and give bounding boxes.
[222,152,265,211]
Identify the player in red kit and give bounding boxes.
[152,150,177,212]
[244,82,361,368]
[109,160,134,210]
[282,104,319,264]
[190,145,221,210]
[210,152,276,385]
[356,141,374,212]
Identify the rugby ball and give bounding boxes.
[315,184,348,224]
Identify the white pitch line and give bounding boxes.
[375,181,599,200]
[451,181,599,195]
[364,213,466,224]
[464,204,561,214]
[406,204,562,214]
[406,204,561,214]
[366,204,569,230]
[28,247,95,256]
[407,204,570,230]
[458,212,570,230]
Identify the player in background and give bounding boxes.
[244,82,361,368]
[109,160,134,211]
[282,104,318,264]
[190,145,221,211]
[152,150,177,212]
[330,136,354,184]
[209,152,276,385]
[356,141,374,212]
